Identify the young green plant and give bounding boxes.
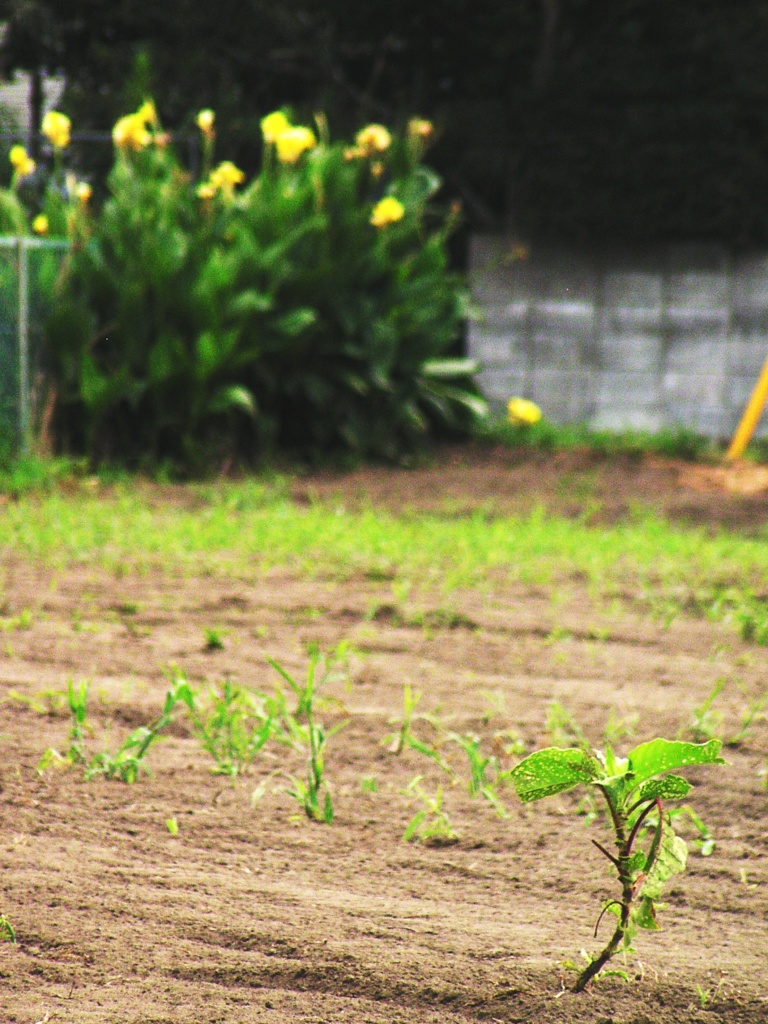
[190,678,274,777]
[510,738,724,992]
[402,776,458,844]
[85,674,194,782]
[269,653,345,823]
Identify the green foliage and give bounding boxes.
[190,678,274,777]
[402,776,458,844]
[85,674,194,782]
[36,678,90,772]
[0,913,16,943]
[484,419,716,463]
[446,731,508,818]
[510,738,724,992]
[270,651,346,823]
[45,106,483,469]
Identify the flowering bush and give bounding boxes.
[36,103,485,468]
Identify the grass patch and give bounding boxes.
[1,478,768,622]
[480,420,719,462]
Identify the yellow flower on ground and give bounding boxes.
[260,110,292,143]
[370,196,405,228]
[356,124,391,155]
[407,118,433,140]
[42,110,71,149]
[507,397,542,426]
[112,113,151,150]
[275,127,316,164]
[196,109,215,136]
[32,214,49,235]
[9,145,35,178]
[209,160,245,194]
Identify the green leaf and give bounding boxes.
[275,308,316,337]
[227,289,273,318]
[633,897,659,930]
[636,774,692,803]
[208,385,256,417]
[509,747,602,803]
[627,739,724,789]
[640,823,688,901]
[421,358,478,378]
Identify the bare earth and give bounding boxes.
[1,449,767,1024]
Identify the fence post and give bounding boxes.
[17,235,30,455]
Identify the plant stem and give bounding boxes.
[574,787,633,992]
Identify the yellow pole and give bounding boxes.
[726,355,768,461]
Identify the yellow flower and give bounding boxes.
[196,182,216,200]
[196,109,215,136]
[260,110,292,143]
[32,214,49,235]
[371,161,384,179]
[407,118,433,140]
[355,124,391,155]
[208,160,245,194]
[76,181,92,203]
[9,145,35,178]
[370,196,404,228]
[275,126,316,164]
[42,110,71,149]
[507,397,542,426]
[343,146,366,161]
[9,144,27,169]
[136,100,158,127]
[112,113,151,150]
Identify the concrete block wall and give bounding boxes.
[468,237,768,437]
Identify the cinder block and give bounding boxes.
[664,401,730,437]
[662,372,726,414]
[665,337,729,375]
[475,367,529,408]
[598,332,663,373]
[602,271,663,312]
[467,328,528,368]
[530,367,591,424]
[590,407,664,432]
[596,370,662,409]
[726,331,768,375]
[732,255,768,315]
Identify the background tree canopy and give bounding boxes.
[2,0,768,245]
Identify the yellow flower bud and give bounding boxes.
[196,109,215,136]
[275,127,316,164]
[76,181,92,203]
[407,118,433,140]
[9,144,28,169]
[355,124,391,155]
[113,113,151,150]
[32,214,49,235]
[370,196,405,228]
[136,100,158,127]
[208,161,245,194]
[42,110,71,149]
[9,145,35,179]
[260,110,292,143]
[196,182,216,200]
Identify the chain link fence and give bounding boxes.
[0,236,69,457]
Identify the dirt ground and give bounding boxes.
[1,449,767,1024]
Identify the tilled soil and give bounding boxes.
[1,450,767,1023]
